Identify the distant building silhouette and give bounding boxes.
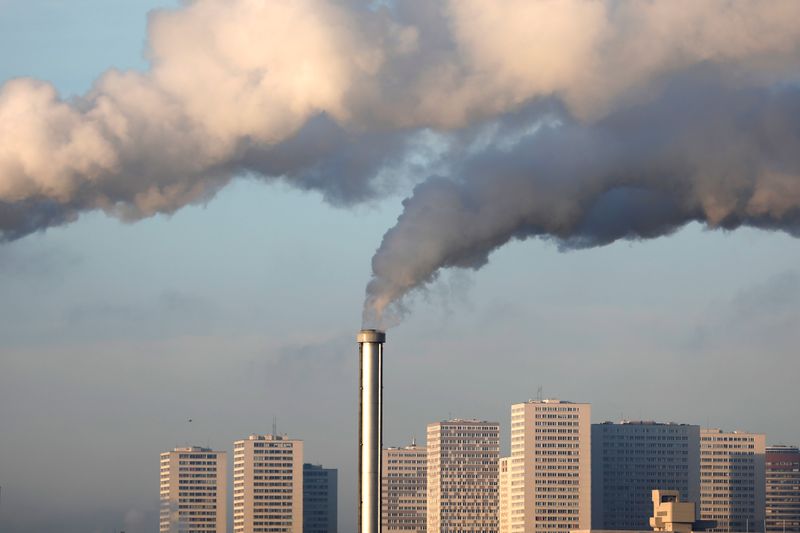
[303,463,337,533]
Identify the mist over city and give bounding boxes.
[0,1,799,532]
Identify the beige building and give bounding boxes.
[573,489,700,533]
[233,434,303,533]
[427,419,500,533]
[510,399,591,533]
[159,446,227,533]
[382,441,427,533]
[500,457,511,533]
[700,429,766,532]
[649,490,697,533]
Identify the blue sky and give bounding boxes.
[0,1,799,532]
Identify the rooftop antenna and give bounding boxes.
[411,437,416,447]
[272,416,277,437]
[536,385,543,401]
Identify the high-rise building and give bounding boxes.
[427,419,500,533]
[303,463,337,533]
[591,421,701,530]
[159,446,227,533]
[499,456,511,533]
[382,441,427,533]
[233,434,303,533]
[700,429,766,532]
[509,399,591,533]
[766,445,800,533]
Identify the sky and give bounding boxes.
[0,1,799,532]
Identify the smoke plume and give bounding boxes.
[1,1,800,325]
[363,75,800,325]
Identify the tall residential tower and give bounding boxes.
[592,421,700,529]
[700,429,765,533]
[427,419,500,533]
[233,434,303,533]
[382,442,427,533]
[303,463,337,533]
[766,445,800,533]
[159,446,227,533]
[509,399,591,533]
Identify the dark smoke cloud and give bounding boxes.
[363,71,800,325]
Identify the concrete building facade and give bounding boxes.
[427,419,500,533]
[700,429,765,533]
[500,457,511,533]
[233,434,303,533]
[510,399,591,533]
[303,463,337,533]
[765,446,800,533]
[382,442,427,533]
[159,446,227,533]
[592,421,701,530]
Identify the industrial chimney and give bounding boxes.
[357,329,385,533]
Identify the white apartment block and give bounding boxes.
[700,429,766,532]
[509,399,591,533]
[159,446,227,533]
[382,441,427,533]
[427,419,500,533]
[500,457,511,533]
[233,434,303,533]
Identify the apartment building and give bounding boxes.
[700,429,765,532]
[233,434,303,533]
[766,446,800,533]
[427,419,500,533]
[159,446,227,533]
[382,441,427,533]
[509,399,591,533]
[303,463,337,533]
[592,421,700,529]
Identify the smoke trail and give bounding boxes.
[363,72,800,326]
[2,1,800,323]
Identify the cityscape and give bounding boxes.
[1,1,800,532]
[159,396,800,533]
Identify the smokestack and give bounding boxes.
[357,328,385,533]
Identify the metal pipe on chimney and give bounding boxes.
[357,329,385,533]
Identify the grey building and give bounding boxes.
[303,463,337,533]
[766,445,800,533]
[592,421,701,530]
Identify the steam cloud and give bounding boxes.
[1,1,800,326]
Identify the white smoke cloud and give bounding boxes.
[1,0,800,325]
